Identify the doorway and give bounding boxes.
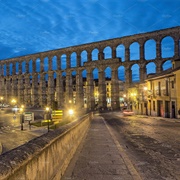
[157,100,163,117]
[165,101,170,118]
[172,101,176,118]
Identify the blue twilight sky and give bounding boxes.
[0,0,179,59]
[0,0,179,80]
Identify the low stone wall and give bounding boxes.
[0,113,93,180]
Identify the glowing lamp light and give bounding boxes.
[20,108,23,113]
[46,107,50,112]
[68,109,74,115]
[144,87,148,91]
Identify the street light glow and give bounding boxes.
[20,108,23,112]
[68,109,74,115]
[46,107,50,112]
[144,87,148,91]
[11,99,16,104]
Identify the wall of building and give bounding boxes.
[0,113,92,180]
[145,67,180,118]
[174,70,180,118]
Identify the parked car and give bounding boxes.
[123,109,134,116]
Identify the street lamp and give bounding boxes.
[11,99,17,114]
[143,86,148,91]
[46,107,50,132]
[11,99,16,105]
[19,107,24,131]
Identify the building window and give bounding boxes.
[171,81,174,88]
[158,82,161,96]
[153,101,155,111]
[165,79,169,95]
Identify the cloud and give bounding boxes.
[0,0,179,60]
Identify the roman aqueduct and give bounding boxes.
[0,26,179,110]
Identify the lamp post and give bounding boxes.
[19,107,24,131]
[46,107,50,132]
[11,99,17,114]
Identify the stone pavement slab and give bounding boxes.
[62,115,141,180]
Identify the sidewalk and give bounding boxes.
[62,115,141,180]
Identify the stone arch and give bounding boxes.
[44,73,48,83]
[52,56,57,70]
[44,57,49,72]
[161,36,174,58]
[70,52,77,68]
[71,70,76,76]
[104,67,112,78]
[118,66,125,81]
[15,62,19,74]
[144,39,156,60]
[62,71,66,92]
[3,64,6,76]
[130,42,140,60]
[28,60,32,74]
[9,63,13,75]
[37,74,40,84]
[53,72,57,79]
[162,60,172,71]
[61,54,66,70]
[6,63,10,76]
[92,48,99,61]
[36,58,40,72]
[62,71,66,77]
[82,69,87,78]
[131,64,140,82]
[21,61,26,74]
[93,68,99,79]
[71,70,77,92]
[103,46,112,59]
[104,67,111,107]
[116,44,125,62]
[81,50,87,66]
[146,62,156,74]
